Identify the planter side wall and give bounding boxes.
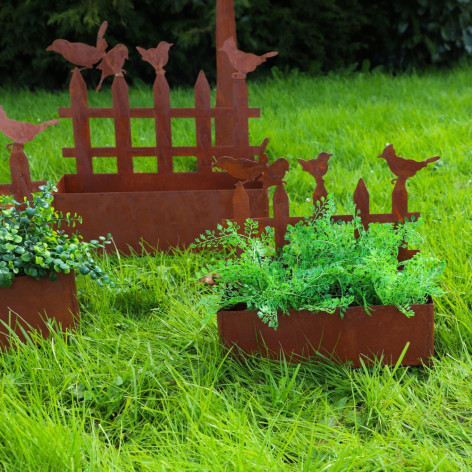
[217,303,434,367]
[54,177,268,253]
[0,272,79,347]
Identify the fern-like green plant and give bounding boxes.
[195,197,444,329]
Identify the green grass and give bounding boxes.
[1,65,472,470]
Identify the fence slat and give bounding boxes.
[194,71,213,173]
[112,76,134,175]
[154,74,173,173]
[69,69,93,175]
[273,183,289,250]
[232,79,251,159]
[353,178,370,229]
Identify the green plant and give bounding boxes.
[0,183,113,288]
[195,197,444,329]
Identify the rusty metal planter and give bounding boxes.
[54,173,268,253]
[217,301,434,366]
[0,272,79,347]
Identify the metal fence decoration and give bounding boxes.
[0,107,58,201]
[219,145,440,261]
[41,0,276,252]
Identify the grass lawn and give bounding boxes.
[0,64,472,470]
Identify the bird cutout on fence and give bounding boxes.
[46,21,108,70]
[259,158,289,189]
[0,106,56,201]
[214,152,288,189]
[298,152,332,206]
[137,41,173,75]
[219,37,278,79]
[96,44,129,91]
[0,105,59,147]
[214,156,265,184]
[378,144,440,219]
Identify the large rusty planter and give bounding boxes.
[0,272,79,347]
[54,173,268,253]
[217,301,434,366]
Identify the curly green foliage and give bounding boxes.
[0,183,113,288]
[195,198,444,329]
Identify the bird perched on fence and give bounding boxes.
[46,21,108,69]
[378,144,440,182]
[259,158,289,189]
[214,156,266,183]
[136,41,173,74]
[96,44,129,91]
[298,153,332,180]
[0,106,59,146]
[219,37,278,79]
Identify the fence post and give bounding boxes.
[154,74,173,174]
[112,76,133,175]
[232,79,251,159]
[273,183,289,250]
[215,0,237,148]
[69,69,93,175]
[194,71,213,173]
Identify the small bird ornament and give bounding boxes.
[136,41,173,74]
[46,21,108,69]
[219,37,278,79]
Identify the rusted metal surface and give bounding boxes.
[0,107,57,201]
[45,4,274,252]
[0,272,79,348]
[229,145,440,259]
[54,173,268,253]
[217,301,434,366]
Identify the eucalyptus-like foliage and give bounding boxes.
[0,183,113,288]
[195,198,445,329]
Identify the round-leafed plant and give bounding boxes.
[0,183,113,288]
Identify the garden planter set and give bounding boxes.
[0,0,442,367]
[207,145,442,366]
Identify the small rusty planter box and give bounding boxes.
[0,272,79,347]
[217,301,434,366]
[54,174,268,253]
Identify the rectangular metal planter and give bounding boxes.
[0,272,79,347]
[217,301,434,366]
[53,173,268,254]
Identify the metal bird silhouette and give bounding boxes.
[46,21,108,69]
[0,105,59,146]
[214,156,265,183]
[96,44,129,91]
[136,41,173,74]
[298,152,333,205]
[218,37,278,79]
[378,144,440,183]
[259,158,289,189]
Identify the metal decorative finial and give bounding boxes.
[218,37,278,79]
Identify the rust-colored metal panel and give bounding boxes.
[217,302,434,367]
[0,272,79,348]
[54,174,269,253]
